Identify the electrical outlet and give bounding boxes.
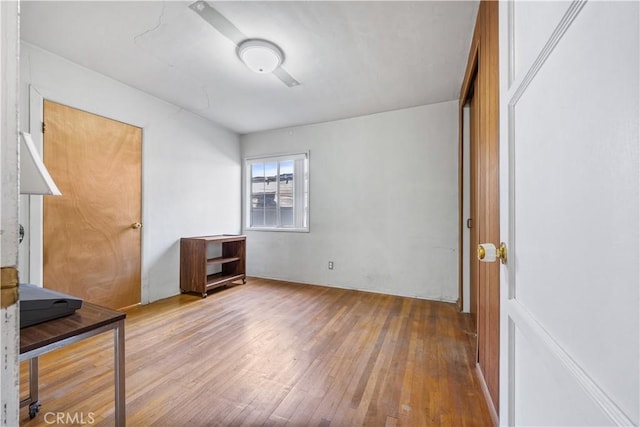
[328,261,334,270]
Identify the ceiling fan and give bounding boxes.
[189,0,300,87]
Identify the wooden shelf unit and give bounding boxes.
[180,235,246,297]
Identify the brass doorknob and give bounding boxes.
[477,242,507,264]
[131,222,142,229]
[477,244,487,260]
[498,242,507,264]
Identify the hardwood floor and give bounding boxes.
[20,278,492,426]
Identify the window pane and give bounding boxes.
[250,163,265,226]
[263,162,277,226]
[279,160,294,226]
[250,161,279,227]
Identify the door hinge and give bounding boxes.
[467,218,473,229]
[42,122,46,134]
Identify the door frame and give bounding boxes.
[0,1,21,423]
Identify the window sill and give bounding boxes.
[245,227,309,233]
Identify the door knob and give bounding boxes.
[131,222,142,229]
[477,242,507,264]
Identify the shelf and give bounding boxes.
[206,273,245,288]
[207,256,240,265]
[180,235,246,297]
[189,235,245,243]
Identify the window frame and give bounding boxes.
[244,151,309,232]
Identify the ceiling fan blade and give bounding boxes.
[190,1,301,88]
[273,67,300,87]
[189,1,245,46]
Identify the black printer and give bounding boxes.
[19,283,83,328]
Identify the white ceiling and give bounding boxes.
[21,1,479,134]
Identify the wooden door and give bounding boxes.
[43,100,142,309]
[459,0,500,421]
[499,1,638,424]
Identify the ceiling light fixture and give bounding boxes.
[237,39,283,74]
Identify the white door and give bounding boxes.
[498,1,638,425]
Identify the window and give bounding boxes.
[245,152,309,231]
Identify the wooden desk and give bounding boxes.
[20,302,126,426]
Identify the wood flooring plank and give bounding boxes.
[361,310,403,425]
[19,278,493,426]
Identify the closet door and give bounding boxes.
[461,0,500,418]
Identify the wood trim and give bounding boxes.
[476,363,499,426]
[460,37,480,105]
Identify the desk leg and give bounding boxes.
[28,358,41,418]
[29,357,39,403]
[114,319,126,427]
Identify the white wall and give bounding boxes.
[19,43,242,303]
[241,101,459,301]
